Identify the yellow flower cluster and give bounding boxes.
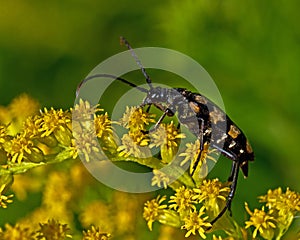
[1,94,300,240]
[143,179,230,239]
[82,226,111,240]
[245,187,300,239]
[0,220,110,240]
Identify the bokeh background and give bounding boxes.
[1,0,299,238]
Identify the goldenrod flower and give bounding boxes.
[79,201,113,233]
[67,139,79,160]
[119,106,155,131]
[258,187,300,237]
[0,124,10,162]
[143,195,168,231]
[212,235,235,240]
[36,219,72,240]
[38,108,72,146]
[117,133,149,158]
[149,122,185,163]
[193,179,230,215]
[212,235,222,240]
[0,223,34,240]
[151,169,170,189]
[0,106,11,125]
[23,115,42,139]
[169,186,197,215]
[0,124,9,144]
[181,207,211,238]
[73,131,101,162]
[245,202,276,239]
[72,99,102,121]
[149,122,185,148]
[94,113,113,138]
[0,184,13,208]
[180,141,217,178]
[6,93,40,135]
[82,226,111,240]
[259,187,300,215]
[7,133,43,164]
[43,172,72,207]
[9,93,40,120]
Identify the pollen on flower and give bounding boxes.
[119,106,155,131]
[169,186,197,215]
[245,203,276,239]
[181,206,211,238]
[143,195,167,231]
[36,219,72,239]
[82,226,111,240]
[151,169,170,189]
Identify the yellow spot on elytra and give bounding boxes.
[228,125,240,139]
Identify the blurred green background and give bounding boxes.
[1,0,299,235]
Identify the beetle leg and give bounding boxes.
[144,108,174,134]
[209,160,240,225]
[153,111,168,129]
[228,160,237,182]
[191,118,205,176]
[211,143,236,161]
[145,104,151,113]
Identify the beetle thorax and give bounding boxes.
[143,87,177,106]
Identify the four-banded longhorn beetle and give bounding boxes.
[76,37,254,226]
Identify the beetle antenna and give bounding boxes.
[120,36,153,89]
[76,73,148,97]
